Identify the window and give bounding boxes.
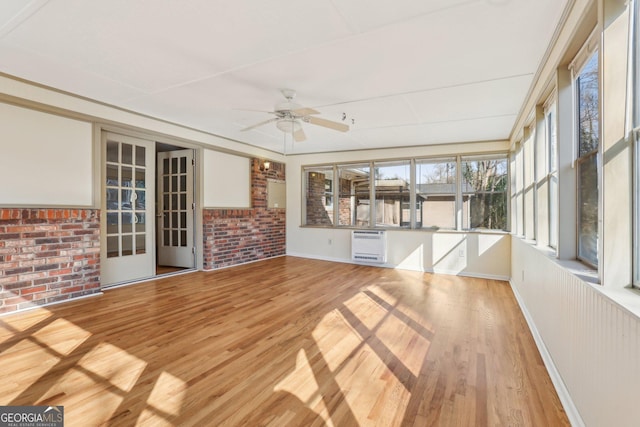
[510,152,518,234]
[303,155,509,231]
[636,0,640,127]
[461,156,508,230]
[303,166,334,226]
[374,160,411,227]
[634,0,640,285]
[324,179,333,207]
[545,98,559,249]
[416,158,456,228]
[575,50,600,267]
[514,143,524,235]
[338,163,370,226]
[523,124,537,240]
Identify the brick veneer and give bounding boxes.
[338,178,353,225]
[306,171,332,225]
[0,209,100,314]
[203,159,286,269]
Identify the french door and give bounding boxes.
[101,133,155,285]
[157,149,195,268]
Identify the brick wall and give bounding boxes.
[203,159,286,269]
[0,209,100,314]
[306,171,333,225]
[338,178,353,225]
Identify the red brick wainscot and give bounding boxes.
[203,159,285,269]
[0,208,100,314]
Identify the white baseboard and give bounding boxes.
[286,252,509,281]
[203,254,287,271]
[0,291,104,317]
[509,280,585,427]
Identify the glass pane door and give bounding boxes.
[157,149,194,268]
[101,133,155,286]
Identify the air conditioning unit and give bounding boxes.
[351,230,387,263]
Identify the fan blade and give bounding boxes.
[293,127,306,142]
[292,107,320,116]
[308,116,350,132]
[241,118,278,131]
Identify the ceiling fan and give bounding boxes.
[241,89,349,142]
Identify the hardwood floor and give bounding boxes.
[0,256,568,426]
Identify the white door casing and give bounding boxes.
[101,132,155,285]
[157,149,195,268]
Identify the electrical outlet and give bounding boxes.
[328,238,332,245]
[458,248,465,257]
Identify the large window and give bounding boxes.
[634,0,640,286]
[416,159,456,229]
[523,125,537,240]
[304,166,335,226]
[374,160,411,227]
[337,164,370,226]
[514,143,524,236]
[303,155,508,231]
[461,156,508,230]
[575,50,600,267]
[545,99,559,249]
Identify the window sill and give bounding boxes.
[515,235,640,320]
[516,235,599,284]
[299,224,510,235]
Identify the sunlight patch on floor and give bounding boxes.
[274,349,319,403]
[136,409,175,427]
[39,367,125,427]
[303,288,435,426]
[0,307,52,333]
[0,338,59,402]
[311,310,363,372]
[146,371,187,417]
[32,318,92,356]
[78,342,147,392]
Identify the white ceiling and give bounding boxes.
[0,0,567,155]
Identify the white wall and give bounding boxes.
[508,1,640,426]
[0,102,93,206]
[0,75,284,163]
[511,238,640,427]
[203,149,251,208]
[286,141,511,279]
[0,75,285,212]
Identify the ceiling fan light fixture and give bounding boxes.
[276,119,301,133]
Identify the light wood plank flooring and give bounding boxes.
[0,256,568,426]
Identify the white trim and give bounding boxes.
[568,27,599,74]
[103,268,198,290]
[202,254,287,271]
[287,252,510,281]
[0,292,104,318]
[509,280,585,427]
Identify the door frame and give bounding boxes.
[95,124,205,286]
[156,148,196,269]
[100,132,156,286]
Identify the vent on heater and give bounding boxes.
[351,230,387,263]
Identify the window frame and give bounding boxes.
[570,33,601,269]
[372,160,412,228]
[522,121,537,241]
[301,154,509,232]
[544,93,559,250]
[633,0,640,287]
[302,165,336,226]
[460,155,509,231]
[415,157,457,230]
